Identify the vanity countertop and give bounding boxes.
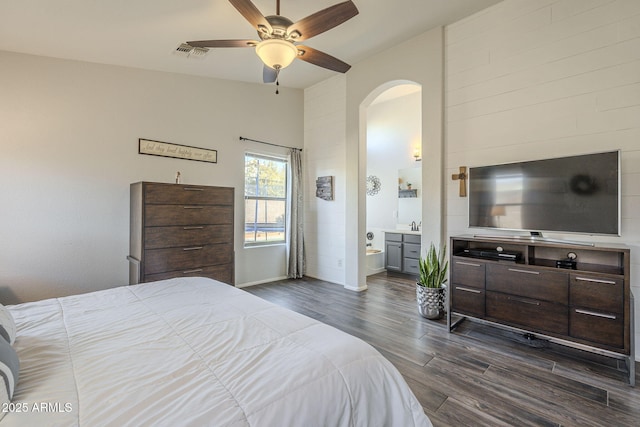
[383,229,421,236]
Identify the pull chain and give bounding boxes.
[275,66,281,95]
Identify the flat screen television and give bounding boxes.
[468,151,620,236]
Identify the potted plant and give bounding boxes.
[416,243,448,319]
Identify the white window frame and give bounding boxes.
[244,152,288,247]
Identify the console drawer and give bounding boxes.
[451,257,485,289]
[570,308,624,349]
[451,285,485,317]
[486,264,568,304]
[570,273,623,314]
[486,291,568,335]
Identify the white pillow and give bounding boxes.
[0,305,16,345]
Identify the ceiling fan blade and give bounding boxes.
[263,66,277,83]
[287,1,359,41]
[187,39,258,48]
[296,45,351,73]
[228,0,272,33]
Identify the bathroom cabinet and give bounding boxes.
[385,232,421,276]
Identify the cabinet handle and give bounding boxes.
[575,277,617,285]
[182,268,203,274]
[508,268,539,275]
[507,296,540,306]
[455,286,481,294]
[183,226,204,230]
[183,247,203,251]
[575,309,617,320]
[183,206,204,209]
[456,261,481,267]
[183,187,204,191]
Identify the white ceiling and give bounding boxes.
[0,0,501,89]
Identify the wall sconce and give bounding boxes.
[413,147,422,162]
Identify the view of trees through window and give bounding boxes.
[244,154,287,245]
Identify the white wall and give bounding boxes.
[445,0,640,358]
[304,27,444,292]
[0,51,303,304]
[303,75,347,285]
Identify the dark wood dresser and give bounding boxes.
[128,182,234,285]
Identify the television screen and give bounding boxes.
[468,151,620,236]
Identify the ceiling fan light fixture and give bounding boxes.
[255,39,298,70]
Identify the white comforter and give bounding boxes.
[5,277,431,426]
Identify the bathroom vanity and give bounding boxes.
[385,231,421,276]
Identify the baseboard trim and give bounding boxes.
[237,276,288,288]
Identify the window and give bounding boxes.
[244,153,288,246]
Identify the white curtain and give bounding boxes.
[287,148,305,278]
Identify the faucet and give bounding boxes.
[411,221,418,231]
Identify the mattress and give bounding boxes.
[4,277,431,426]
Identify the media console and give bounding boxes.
[447,235,635,386]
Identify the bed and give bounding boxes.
[1,277,431,426]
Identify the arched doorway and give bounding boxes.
[364,82,422,277]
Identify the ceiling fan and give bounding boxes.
[186,0,359,86]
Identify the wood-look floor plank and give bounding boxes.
[244,273,640,427]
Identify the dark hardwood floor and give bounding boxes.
[244,272,640,427]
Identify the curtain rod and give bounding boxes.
[239,136,302,151]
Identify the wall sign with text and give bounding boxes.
[139,139,217,164]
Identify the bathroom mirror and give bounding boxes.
[397,167,421,226]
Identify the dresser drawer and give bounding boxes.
[486,264,568,304]
[145,264,233,285]
[451,285,485,317]
[145,224,233,249]
[451,257,485,289]
[144,243,233,274]
[569,273,623,314]
[570,308,624,349]
[145,205,233,227]
[486,291,568,335]
[145,183,233,205]
[404,243,421,259]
